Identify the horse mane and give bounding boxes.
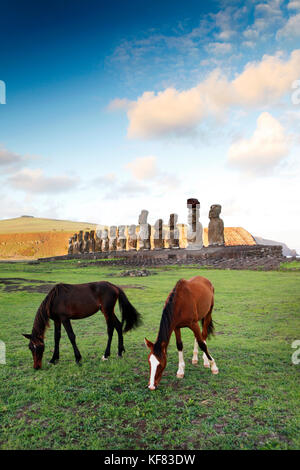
[32,283,69,339]
[153,279,184,358]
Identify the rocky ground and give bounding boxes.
[84,255,299,271]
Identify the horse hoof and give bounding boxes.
[101,355,108,361]
[49,359,59,365]
[204,364,210,368]
[211,368,219,375]
[176,373,184,379]
[192,360,198,365]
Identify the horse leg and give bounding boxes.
[113,314,125,357]
[202,340,211,368]
[201,314,212,368]
[175,327,185,378]
[192,338,198,365]
[49,320,61,364]
[102,313,114,361]
[190,322,218,375]
[62,319,82,364]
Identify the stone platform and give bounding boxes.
[38,244,284,270]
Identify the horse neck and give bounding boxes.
[154,286,177,356]
[153,323,173,358]
[32,307,48,340]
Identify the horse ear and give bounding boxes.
[22,334,32,340]
[144,337,154,350]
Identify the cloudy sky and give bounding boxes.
[0,0,300,252]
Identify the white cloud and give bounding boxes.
[255,0,283,17]
[8,168,79,193]
[276,13,300,38]
[112,50,300,139]
[227,112,290,174]
[92,173,117,186]
[287,1,300,10]
[231,50,300,105]
[107,98,132,111]
[125,156,158,180]
[206,42,232,55]
[0,146,24,168]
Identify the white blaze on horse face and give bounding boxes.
[149,353,160,390]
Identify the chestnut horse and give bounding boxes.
[23,281,141,369]
[145,276,218,390]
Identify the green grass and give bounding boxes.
[0,260,299,450]
[280,260,300,271]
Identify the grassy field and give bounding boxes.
[0,260,299,450]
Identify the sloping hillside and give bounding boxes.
[0,216,97,234]
[0,216,257,260]
[0,216,99,259]
[254,236,297,257]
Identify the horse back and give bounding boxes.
[50,281,118,319]
[175,276,214,323]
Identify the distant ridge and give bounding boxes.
[0,216,98,234]
[254,236,297,257]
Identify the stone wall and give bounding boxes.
[39,244,284,270]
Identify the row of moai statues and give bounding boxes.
[68,211,181,254]
[186,198,225,249]
[68,199,225,254]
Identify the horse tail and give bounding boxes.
[203,316,215,338]
[202,298,215,339]
[117,287,142,333]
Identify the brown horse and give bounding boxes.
[145,275,218,390]
[23,281,141,369]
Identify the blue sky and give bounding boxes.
[1,0,300,251]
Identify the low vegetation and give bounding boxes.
[0,260,299,449]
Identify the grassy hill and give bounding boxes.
[0,216,99,260]
[0,216,97,234]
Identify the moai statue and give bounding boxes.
[117,225,127,251]
[167,213,180,249]
[73,233,80,254]
[128,224,137,250]
[138,210,151,250]
[83,231,90,253]
[68,236,74,255]
[78,231,84,253]
[89,230,96,253]
[153,219,165,249]
[101,229,109,252]
[186,198,203,250]
[95,229,102,252]
[109,226,117,251]
[208,204,225,246]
